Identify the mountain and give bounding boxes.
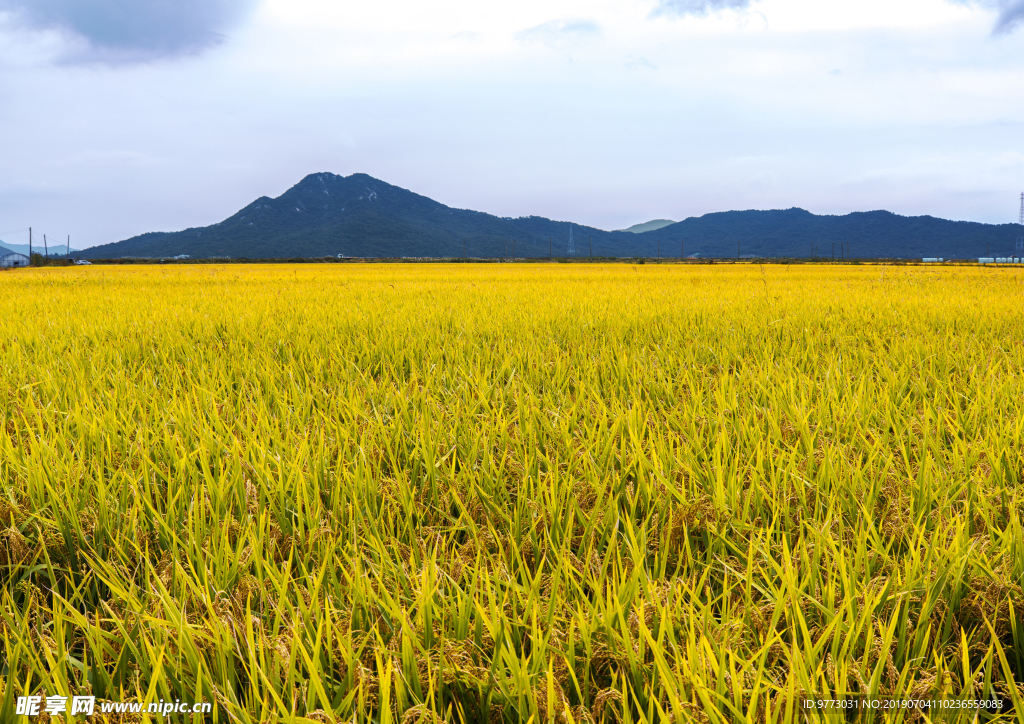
[79,173,621,260]
[78,173,1023,260]
[1,242,78,257]
[653,208,1018,260]
[619,219,676,234]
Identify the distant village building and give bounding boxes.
[0,252,29,268]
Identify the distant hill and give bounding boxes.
[1,242,78,257]
[619,219,676,234]
[78,173,1023,260]
[652,208,1018,260]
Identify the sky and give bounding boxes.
[0,0,1023,249]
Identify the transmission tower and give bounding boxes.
[568,225,576,255]
[1017,192,1024,256]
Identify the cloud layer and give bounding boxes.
[0,0,257,61]
[4,0,1024,248]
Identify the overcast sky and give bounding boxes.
[1,0,1022,248]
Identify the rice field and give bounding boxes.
[2,263,1023,723]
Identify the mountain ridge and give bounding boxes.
[77,173,1022,260]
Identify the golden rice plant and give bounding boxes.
[1,262,1022,722]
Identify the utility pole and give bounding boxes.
[44,234,48,259]
[1017,192,1024,257]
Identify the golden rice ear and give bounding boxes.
[2,263,1019,724]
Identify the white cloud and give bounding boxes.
[947,0,1024,33]
[992,0,1024,32]
[652,0,753,18]
[516,18,601,44]
[625,55,658,70]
